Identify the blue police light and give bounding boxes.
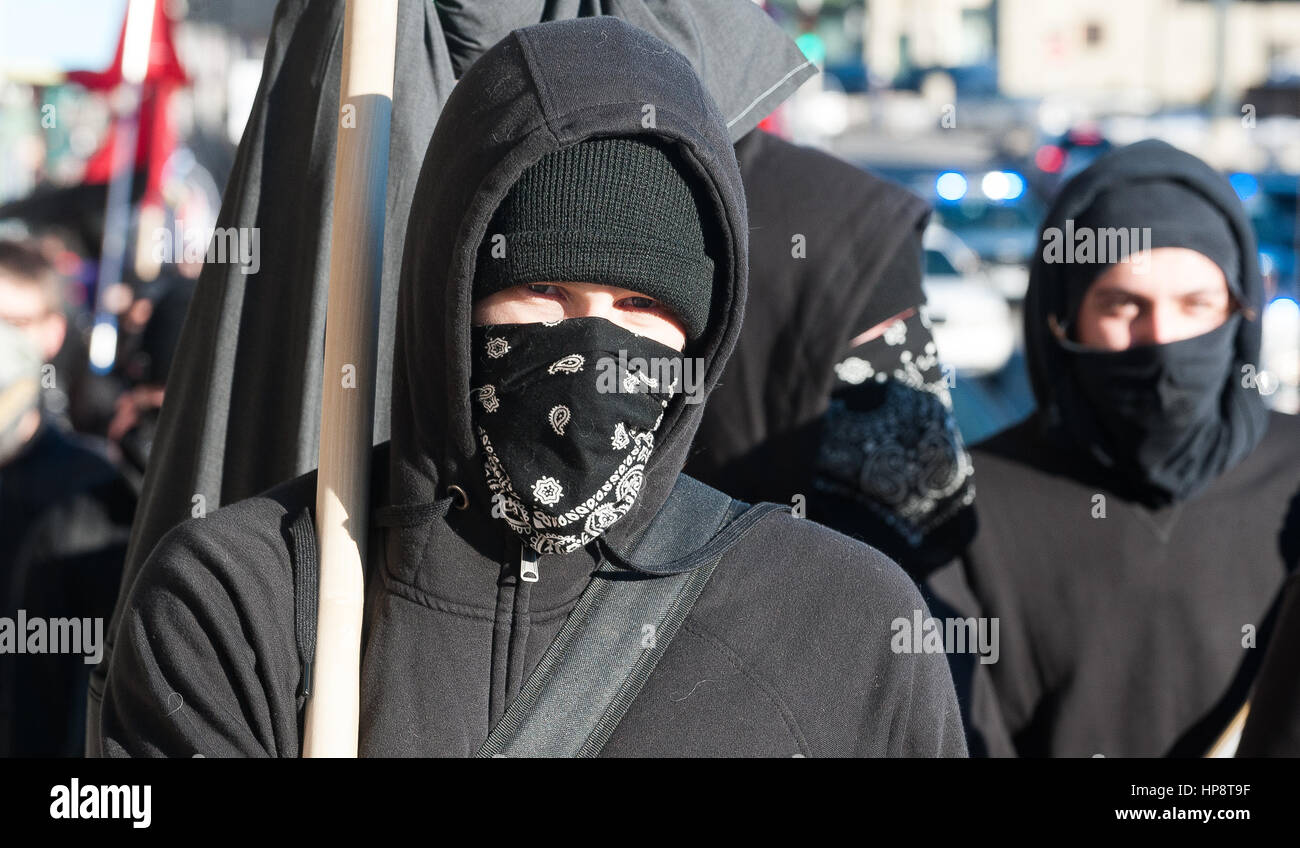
[936,171,968,202]
[981,170,1026,201]
[1002,171,1026,200]
[1229,172,1258,202]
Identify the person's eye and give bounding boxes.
[619,296,659,311]
[1098,295,1134,314]
[526,283,563,298]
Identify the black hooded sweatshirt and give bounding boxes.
[0,418,135,757]
[98,18,965,758]
[925,139,1300,758]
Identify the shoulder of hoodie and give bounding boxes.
[1247,410,1300,488]
[967,411,1130,519]
[970,409,1300,503]
[684,505,963,752]
[689,504,936,680]
[125,466,316,631]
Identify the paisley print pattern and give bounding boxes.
[471,319,675,555]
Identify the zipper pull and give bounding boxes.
[520,545,539,583]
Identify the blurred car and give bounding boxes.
[893,63,1000,98]
[1260,293,1300,414]
[1230,171,1299,300]
[873,163,1041,300]
[921,224,1016,377]
[1029,125,1114,198]
[823,59,870,94]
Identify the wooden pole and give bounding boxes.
[1205,700,1250,758]
[302,0,399,758]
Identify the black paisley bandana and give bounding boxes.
[814,308,975,568]
[470,317,681,554]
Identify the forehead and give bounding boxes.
[1088,247,1228,296]
[0,275,49,309]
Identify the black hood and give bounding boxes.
[1023,138,1269,500]
[389,16,749,553]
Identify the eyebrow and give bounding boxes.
[1093,285,1226,300]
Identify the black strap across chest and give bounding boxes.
[474,474,772,757]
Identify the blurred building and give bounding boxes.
[854,0,1300,108]
[864,0,995,84]
[998,0,1300,108]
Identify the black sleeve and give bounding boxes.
[862,550,969,757]
[8,479,133,757]
[922,561,1018,757]
[98,512,303,758]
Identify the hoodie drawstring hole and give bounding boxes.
[447,485,469,510]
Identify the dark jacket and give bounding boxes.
[925,140,1300,757]
[0,419,134,756]
[99,18,965,758]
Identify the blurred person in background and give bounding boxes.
[108,272,197,487]
[926,140,1300,757]
[687,126,975,579]
[0,239,135,756]
[31,228,95,433]
[0,224,125,438]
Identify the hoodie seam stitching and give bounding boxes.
[513,28,562,143]
[545,102,714,153]
[678,620,811,754]
[381,573,506,622]
[727,59,814,131]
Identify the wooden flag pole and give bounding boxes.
[302,0,399,758]
[1205,700,1250,758]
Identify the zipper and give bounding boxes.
[520,545,539,583]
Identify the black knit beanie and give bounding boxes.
[1063,179,1241,325]
[475,137,716,341]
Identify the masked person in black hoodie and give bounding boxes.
[926,139,1300,757]
[99,17,965,758]
[688,128,976,580]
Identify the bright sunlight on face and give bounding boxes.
[471,281,688,351]
[1074,247,1233,351]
